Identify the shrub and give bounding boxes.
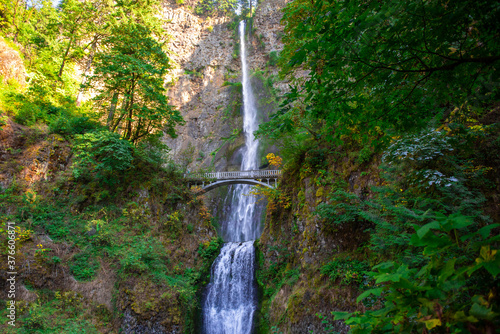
[72,130,134,182]
[334,213,500,333]
[50,115,102,137]
[321,257,369,286]
[133,133,170,169]
[70,252,100,281]
[24,304,45,330]
[198,237,223,261]
[268,51,279,67]
[119,237,168,274]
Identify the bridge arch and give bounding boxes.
[194,179,274,194]
[184,169,281,194]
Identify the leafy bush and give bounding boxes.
[321,258,369,286]
[304,147,329,170]
[119,237,168,275]
[318,125,500,332]
[0,76,82,127]
[72,130,134,182]
[334,213,500,333]
[133,133,170,169]
[315,190,365,227]
[70,252,100,281]
[198,237,223,261]
[194,0,237,15]
[24,304,46,330]
[50,115,103,137]
[268,51,279,67]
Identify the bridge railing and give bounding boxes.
[184,169,282,181]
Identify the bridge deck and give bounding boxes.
[185,169,281,181]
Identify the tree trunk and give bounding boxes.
[58,36,74,79]
[107,92,119,129]
[125,84,135,139]
[111,96,129,133]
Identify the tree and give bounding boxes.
[195,0,237,16]
[88,22,184,143]
[261,0,500,145]
[55,0,111,79]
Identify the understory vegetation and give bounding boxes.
[254,0,500,333]
[0,0,223,332]
[0,127,221,332]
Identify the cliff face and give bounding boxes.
[162,0,292,172]
[161,2,244,172]
[248,0,289,90]
[255,160,382,333]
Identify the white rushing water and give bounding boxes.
[202,19,260,334]
[202,241,257,334]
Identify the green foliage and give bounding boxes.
[0,114,7,128]
[50,115,103,137]
[256,243,299,299]
[0,289,100,333]
[317,315,340,334]
[320,257,369,286]
[268,51,279,67]
[334,213,500,333]
[310,125,500,332]
[133,134,169,169]
[72,130,134,183]
[89,21,183,143]
[261,0,500,147]
[304,147,329,170]
[70,252,100,281]
[24,304,46,330]
[194,0,237,16]
[119,237,169,275]
[316,190,363,226]
[1,0,180,148]
[0,84,74,127]
[198,237,223,261]
[222,80,242,89]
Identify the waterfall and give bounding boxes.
[201,18,261,334]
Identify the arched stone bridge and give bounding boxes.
[184,170,282,193]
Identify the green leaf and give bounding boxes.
[423,319,441,329]
[483,262,500,278]
[356,288,383,303]
[375,273,402,284]
[373,261,394,271]
[416,221,440,238]
[445,214,474,232]
[438,258,457,284]
[477,224,500,239]
[331,311,351,320]
[470,302,498,320]
[453,311,478,323]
